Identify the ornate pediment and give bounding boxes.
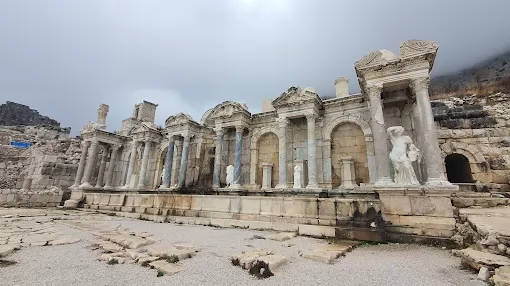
[399,40,438,58]
[210,101,250,119]
[272,86,322,108]
[355,49,398,70]
[165,112,194,127]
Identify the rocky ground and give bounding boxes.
[0,208,484,286]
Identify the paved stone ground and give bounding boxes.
[0,207,485,286]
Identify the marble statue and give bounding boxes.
[226,165,234,187]
[387,126,420,185]
[293,165,302,189]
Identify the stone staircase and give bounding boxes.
[451,192,510,285]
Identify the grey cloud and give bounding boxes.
[1,0,510,135]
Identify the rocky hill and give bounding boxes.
[430,49,510,96]
[0,101,61,127]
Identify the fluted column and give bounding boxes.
[123,141,139,188]
[80,140,99,188]
[160,137,175,188]
[178,135,191,187]
[366,83,393,185]
[212,127,224,188]
[232,125,244,188]
[411,76,452,186]
[306,114,318,189]
[275,117,289,189]
[72,140,91,187]
[137,141,152,188]
[104,145,120,189]
[95,149,108,188]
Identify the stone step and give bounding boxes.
[453,197,510,208]
[335,227,385,242]
[453,248,510,270]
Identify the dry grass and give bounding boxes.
[431,76,510,100]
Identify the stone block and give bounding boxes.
[379,195,412,215]
[259,197,283,216]
[239,197,261,214]
[148,260,182,276]
[409,196,454,217]
[298,224,335,237]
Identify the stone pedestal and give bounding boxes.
[261,163,273,190]
[339,156,357,190]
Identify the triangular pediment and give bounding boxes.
[165,112,194,127]
[210,101,250,119]
[272,86,322,108]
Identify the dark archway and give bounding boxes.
[445,154,474,183]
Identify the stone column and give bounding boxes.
[80,140,99,188]
[306,114,318,189]
[232,125,244,188]
[212,127,224,188]
[104,145,120,189]
[95,149,108,188]
[410,76,451,186]
[322,139,333,189]
[366,83,393,185]
[123,141,139,188]
[339,156,357,190]
[160,137,175,188]
[72,140,91,187]
[178,135,191,187]
[261,163,273,190]
[275,117,289,189]
[171,140,182,187]
[137,141,152,188]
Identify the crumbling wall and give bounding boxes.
[433,92,510,191]
[0,145,31,188]
[0,188,63,207]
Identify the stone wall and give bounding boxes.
[433,92,510,190]
[0,188,63,207]
[0,145,30,189]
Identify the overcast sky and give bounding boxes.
[1,0,510,135]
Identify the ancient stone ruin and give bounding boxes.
[2,39,510,284]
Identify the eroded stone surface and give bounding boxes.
[230,249,287,278]
[456,248,510,270]
[301,241,360,264]
[494,266,510,286]
[149,260,182,275]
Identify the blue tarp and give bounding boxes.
[10,141,33,148]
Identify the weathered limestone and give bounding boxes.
[306,114,318,189]
[232,125,244,188]
[178,135,191,187]
[137,141,152,188]
[124,141,139,188]
[335,77,350,98]
[339,156,357,190]
[161,138,175,188]
[95,150,108,188]
[261,162,273,190]
[104,145,120,189]
[212,127,224,188]
[80,140,99,188]
[275,117,288,189]
[72,140,91,188]
[366,84,392,185]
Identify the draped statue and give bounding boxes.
[387,126,420,185]
[226,165,234,187]
[293,165,302,189]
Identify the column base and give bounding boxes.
[374,177,394,187]
[425,177,453,186]
[79,182,93,189]
[274,184,288,189]
[230,183,243,189]
[306,183,319,189]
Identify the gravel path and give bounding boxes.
[0,214,484,286]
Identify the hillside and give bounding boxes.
[0,101,62,127]
[430,50,510,97]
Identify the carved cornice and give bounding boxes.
[399,40,438,58]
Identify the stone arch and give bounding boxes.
[249,126,281,188]
[323,116,376,183]
[152,144,169,188]
[440,142,491,183]
[445,154,474,183]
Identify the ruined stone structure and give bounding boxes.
[64,40,509,244]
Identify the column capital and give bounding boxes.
[90,139,100,146]
[182,134,192,142]
[213,126,224,136]
[82,140,92,148]
[305,113,317,121]
[235,125,245,133]
[409,76,431,93]
[276,117,289,127]
[111,144,122,151]
[365,83,383,97]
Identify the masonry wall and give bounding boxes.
[433,92,510,191]
[0,188,63,207]
[0,145,30,189]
